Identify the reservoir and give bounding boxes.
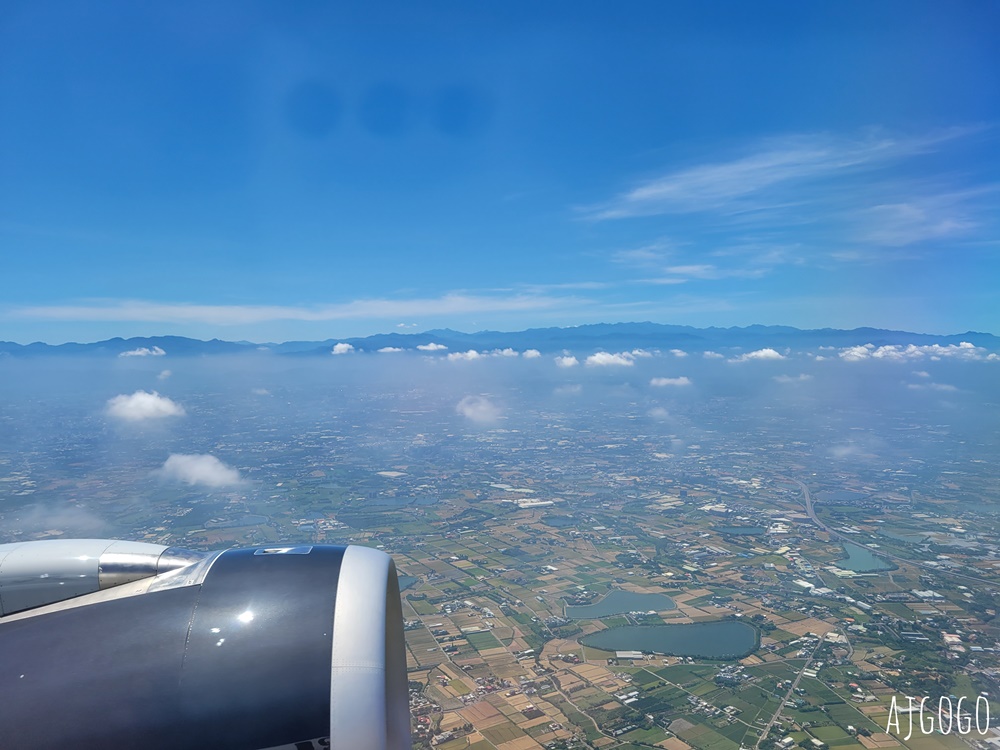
[839,542,896,573]
[566,589,675,619]
[397,575,419,591]
[581,621,758,659]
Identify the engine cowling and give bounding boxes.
[0,542,412,750]
[0,538,204,615]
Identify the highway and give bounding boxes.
[782,477,998,589]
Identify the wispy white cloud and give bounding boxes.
[106,390,185,421]
[859,199,977,247]
[637,264,769,284]
[155,453,243,487]
[15,504,108,535]
[703,351,725,359]
[611,241,674,266]
[554,384,583,396]
[669,349,688,358]
[773,374,813,383]
[331,342,354,354]
[517,281,610,293]
[650,376,692,387]
[639,277,689,286]
[586,351,635,367]
[853,186,995,248]
[157,369,171,380]
[377,346,403,353]
[456,395,501,424]
[585,128,975,220]
[10,293,563,325]
[907,381,958,392]
[251,387,271,395]
[119,345,165,358]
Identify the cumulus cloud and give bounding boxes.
[555,355,579,368]
[730,348,785,363]
[490,348,519,357]
[156,454,243,487]
[157,369,172,380]
[447,349,483,361]
[650,376,692,387]
[106,391,185,421]
[631,348,654,358]
[839,341,986,362]
[523,349,542,359]
[839,345,871,362]
[456,395,501,424]
[703,351,724,359]
[417,342,447,351]
[669,349,688,358]
[585,352,635,367]
[118,345,165,358]
[773,374,813,383]
[331,342,355,355]
[377,346,403,353]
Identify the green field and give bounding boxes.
[481,721,526,745]
[465,631,502,651]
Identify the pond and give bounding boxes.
[838,542,896,572]
[397,575,419,591]
[581,620,758,659]
[565,589,675,619]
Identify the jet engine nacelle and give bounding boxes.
[0,542,412,750]
[0,539,204,615]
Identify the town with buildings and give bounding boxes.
[1,349,998,750]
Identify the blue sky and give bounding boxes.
[1,0,998,343]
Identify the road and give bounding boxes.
[754,638,824,750]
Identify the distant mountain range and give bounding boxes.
[1,323,997,357]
